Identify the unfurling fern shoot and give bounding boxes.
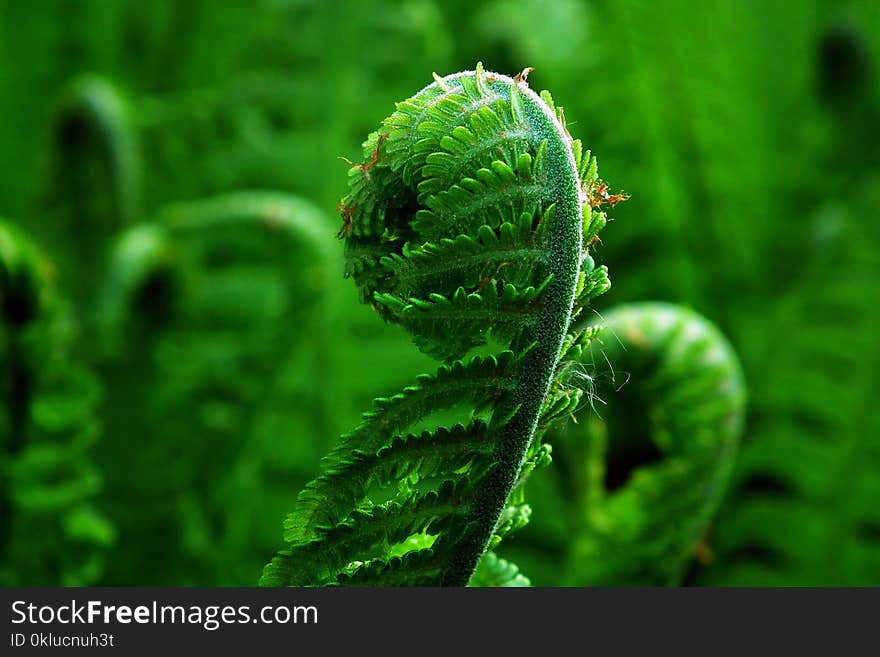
[43,75,141,311]
[556,302,746,585]
[263,64,612,586]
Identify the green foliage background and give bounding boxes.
[1,0,878,585]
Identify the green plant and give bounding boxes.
[0,221,113,585]
[5,79,338,584]
[543,302,744,585]
[29,70,345,585]
[48,74,142,227]
[699,208,880,586]
[93,191,336,584]
[262,64,611,586]
[41,75,141,312]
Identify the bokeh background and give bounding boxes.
[1,0,878,586]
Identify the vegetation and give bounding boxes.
[0,0,877,586]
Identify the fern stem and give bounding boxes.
[436,73,583,585]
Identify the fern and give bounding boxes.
[551,303,745,585]
[698,196,880,586]
[49,74,142,226]
[41,74,141,311]
[0,221,113,585]
[93,191,336,584]
[263,64,611,587]
[469,551,530,587]
[35,69,348,584]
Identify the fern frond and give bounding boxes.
[470,552,531,587]
[375,278,549,361]
[333,548,447,587]
[284,421,492,545]
[264,480,470,586]
[264,64,610,586]
[284,352,519,544]
[552,303,745,585]
[380,208,551,300]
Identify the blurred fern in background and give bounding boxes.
[1,223,112,585]
[0,0,877,585]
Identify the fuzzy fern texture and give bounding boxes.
[261,64,611,587]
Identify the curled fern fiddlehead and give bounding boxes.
[54,75,141,221]
[43,74,141,310]
[263,64,611,586]
[0,221,112,585]
[553,302,745,585]
[98,190,333,340]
